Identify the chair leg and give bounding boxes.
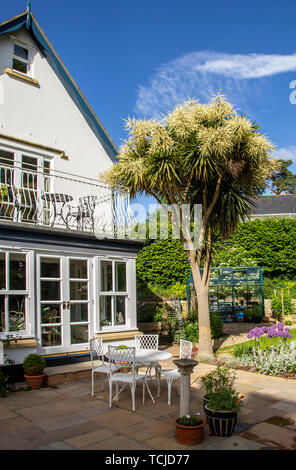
[101,373,105,392]
[156,367,161,398]
[131,383,136,412]
[109,380,113,408]
[143,379,145,404]
[91,370,95,396]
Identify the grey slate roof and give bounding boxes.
[251,195,296,216]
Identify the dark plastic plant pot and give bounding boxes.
[175,418,206,445]
[204,405,238,437]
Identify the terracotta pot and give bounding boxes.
[24,374,45,390]
[175,418,206,445]
[192,347,199,359]
[204,405,237,437]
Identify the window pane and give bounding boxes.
[115,263,126,292]
[100,296,112,328]
[41,326,62,347]
[70,282,88,301]
[101,261,112,292]
[41,281,60,301]
[14,44,28,60]
[70,303,88,322]
[0,296,4,332]
[10,253,26,290]
[70,260,87,279]
[8,295,26,332]
[71,325,88,344]
[13,58,27,74]
[0,253,5,290]
[41,258,60,278]
[114,296,126,326]
[41,304,61,324]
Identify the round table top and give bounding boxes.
[106,349,172,363]
[134,349,172,363]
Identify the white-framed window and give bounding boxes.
[0,251,29,334]
[12,43,31,76]
[99,260,128,329]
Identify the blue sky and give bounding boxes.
[2,0,296,208]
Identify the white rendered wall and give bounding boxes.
[0,27,114,179]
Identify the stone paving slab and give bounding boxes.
[241,422,296,450]
[1,359,296,451]
[204,436,265,450]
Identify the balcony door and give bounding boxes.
[37,255,93,355]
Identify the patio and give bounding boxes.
[1,347,296,450]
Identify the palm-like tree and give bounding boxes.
[102,95,276,359]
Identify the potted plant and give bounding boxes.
[204,388,244,437]
[175,413,206,445]
[200,367,236,413]
[23,354,46,390]
[114,345,131,373]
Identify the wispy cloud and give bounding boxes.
[272,146,296,161]
[135,51,296,118]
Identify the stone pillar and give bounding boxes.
[173,358,198,416]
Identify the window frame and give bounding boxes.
[98,259,129,331]
[0,250,31,335]
[12,42,31,77]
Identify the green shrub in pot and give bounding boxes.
[23,354,46,377]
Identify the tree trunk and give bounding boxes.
[189,257,214,360]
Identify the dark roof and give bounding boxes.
[0,11,118,161]
[252,195,296,216]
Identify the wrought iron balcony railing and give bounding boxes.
[0,161,136,237]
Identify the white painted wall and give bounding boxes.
[0,27,114,179]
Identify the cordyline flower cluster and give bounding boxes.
[247,323,292,340]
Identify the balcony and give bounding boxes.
[0,161,136,238]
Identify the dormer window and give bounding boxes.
[13,44,30,75]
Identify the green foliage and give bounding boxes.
[271,290,293,320]
[178,414,203,426]
[268,159,296,195]
[0,370,10,398]
[0,185,7,204]
[213,246,257,267]
[23,354,46,376]
[201,366,236,394]
[220,218,296,277]
[182,311,223,343]
[207,389,243,413]
[136,239,190,290]
[232,328,296,357]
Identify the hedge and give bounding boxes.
[221,218,296,276]
[136,239,191,289]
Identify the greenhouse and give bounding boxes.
[187,266,264,322]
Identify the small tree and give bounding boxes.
[267,159,296,194]
[102,95,276,359]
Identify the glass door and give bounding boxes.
[37,255,93,354]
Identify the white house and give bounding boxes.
[0,9,143,366]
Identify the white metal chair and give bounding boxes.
[89,337,114,396]
[107,345,150,412]
[160,339,192,405]
[134,334,161,397]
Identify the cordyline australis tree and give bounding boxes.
[102,95,276,359]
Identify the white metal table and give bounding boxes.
[106,349,172,404]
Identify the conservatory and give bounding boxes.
[187,266,264,322]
